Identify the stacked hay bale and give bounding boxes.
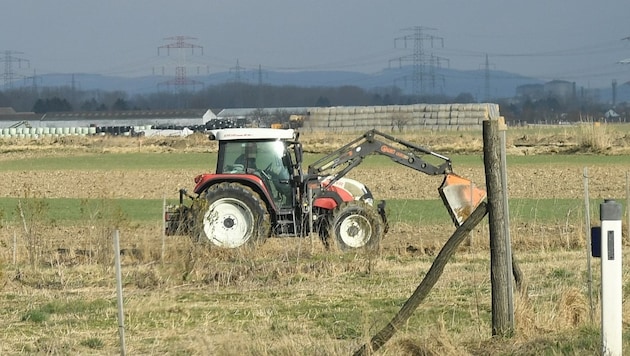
[303,103,499,132]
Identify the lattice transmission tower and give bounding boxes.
[157,36,204,91]
[391,27,447,96]
[1,50,29,88]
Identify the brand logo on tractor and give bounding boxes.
[380,145,409,160]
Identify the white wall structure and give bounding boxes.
[0,108,212,138]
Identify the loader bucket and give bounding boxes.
[438,173,487,226]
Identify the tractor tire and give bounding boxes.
[328,201,383,251]
[200,182,270,248]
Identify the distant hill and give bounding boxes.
[15,66,626,102]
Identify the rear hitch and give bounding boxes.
[179,188,196,204]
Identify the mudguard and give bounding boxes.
[313,176,374,210]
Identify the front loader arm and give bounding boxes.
[307,129,453,187]
[307,129,486,227]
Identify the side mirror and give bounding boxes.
[294,143,303,165]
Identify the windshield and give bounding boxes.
[219,140,287,175]
[218,140,293,207]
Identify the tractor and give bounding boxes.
[164,128,486,250]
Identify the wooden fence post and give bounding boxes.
[113,230,127,356]
[483,119,514,337]
[353,202,488,356]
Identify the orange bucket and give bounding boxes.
[438,173,487,226]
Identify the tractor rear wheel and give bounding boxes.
[329,201,383,251]
[201,182,270,248]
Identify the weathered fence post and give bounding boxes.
[498,117,514,323]
[482,118,514,337]
[114,230,127,356]
[626,172,629,249]
[162,195,166,263]
[583,167,594,322]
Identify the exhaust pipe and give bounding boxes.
[438,173,487,226]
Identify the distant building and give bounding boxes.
[544,80,575,102]
[0,107,42,126]
[0,108,209,129]
[515,80,578,104]
[515,84,544,100]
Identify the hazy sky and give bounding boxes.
[4,0,630,88]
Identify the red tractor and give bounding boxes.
[165,128,485,250]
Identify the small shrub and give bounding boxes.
[549,268,574,279]
[16,189,51,267]
[80,337,104,350]
[79,198,130,265]
[21,309,49,323]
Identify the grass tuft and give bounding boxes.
[577,121,611,152]
[80,337,105,350]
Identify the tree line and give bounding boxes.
[0,81,622,124]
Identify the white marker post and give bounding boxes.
[599,200,622,356]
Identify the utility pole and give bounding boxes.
[24,69,42,94]
[228,59,246,107]
[391,26,445,97]
[157,36,204,92]
[618,36,630,108]
[256,64,266,110]
[429,53,449,94]
[69,74,79,105]
[1,50,29,88]
[229,59,245,83]
[482,54,496,102]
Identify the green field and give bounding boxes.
[0,196,614,226]
[2,150,626,172]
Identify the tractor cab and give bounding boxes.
[211,128,299,209]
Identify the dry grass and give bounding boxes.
[576,122,612,153]
[1,124,629,354]
[0,218,624,355]
[0,123,628,158]
[0,132,219,159]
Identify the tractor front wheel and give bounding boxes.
[201,182,270,248]
[329,201,383,251]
